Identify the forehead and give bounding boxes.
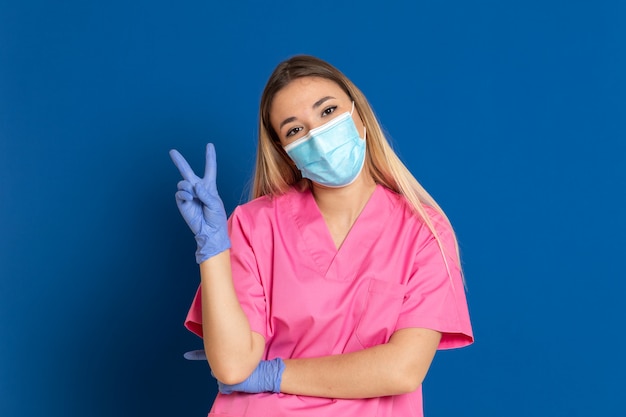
[270,76,349,121]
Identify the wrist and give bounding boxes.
[198,249,231,271]
[270,358,286,393]
[195,234,231,264]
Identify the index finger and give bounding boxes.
[169,149,198,182]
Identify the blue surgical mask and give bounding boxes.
[283,103,366,187]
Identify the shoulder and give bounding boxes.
[379,187,452,234]
[229,186,300,224]
[380,188,457,253]
[422,205,454,237]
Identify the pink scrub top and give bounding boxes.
[185,184,473,417]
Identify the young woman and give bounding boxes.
[170,55,473,416]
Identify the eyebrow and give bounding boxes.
[278,96,336,130]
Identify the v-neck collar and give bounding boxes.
[288,184,398,281]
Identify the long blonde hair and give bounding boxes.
[252,55,462,282]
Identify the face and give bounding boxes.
[270,76,366,147]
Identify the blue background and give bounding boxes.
[1,1,624,416]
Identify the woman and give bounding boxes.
[170,55,473,416]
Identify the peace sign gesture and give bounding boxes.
[169,143,231,264]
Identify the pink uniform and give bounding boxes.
[185,184,473,416]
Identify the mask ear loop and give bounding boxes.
[350,101,366,140]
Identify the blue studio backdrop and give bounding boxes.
[1,1,624,416]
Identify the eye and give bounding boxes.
[321,106,337,117]
[286,126,303,138]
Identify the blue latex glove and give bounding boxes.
[218,358,285,395]
[183,350,206,360]
[169,143,230,264]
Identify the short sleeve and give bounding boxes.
[395,208,474,350]
[184,206,268,339]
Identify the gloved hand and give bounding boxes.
[169,143,230,264]
[218,358,285,395]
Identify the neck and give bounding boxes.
[310,172,377,224]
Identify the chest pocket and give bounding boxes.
[354,279,406,349]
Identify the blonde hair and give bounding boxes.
[252,55,462,282]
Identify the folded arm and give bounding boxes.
[280,327,441,398]
[219,327,441,399]
[199,252,265,384]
